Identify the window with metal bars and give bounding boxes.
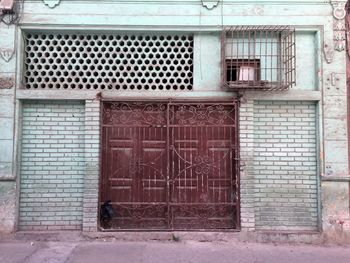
[222,26,296,91]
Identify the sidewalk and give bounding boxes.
[1,235,350,263]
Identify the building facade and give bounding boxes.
[0,0,349,238]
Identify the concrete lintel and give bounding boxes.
[16,90,322,101]
[243,90,321,101]
[16,90,238,100]
[16,90,97,100]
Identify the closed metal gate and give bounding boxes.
[100,100,239,230]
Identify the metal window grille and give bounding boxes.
[222,26,296,91]
[23,33,194,90]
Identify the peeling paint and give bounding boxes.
[0,77,14,89]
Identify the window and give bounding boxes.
[226,59,260,82]
[222,26,296,91]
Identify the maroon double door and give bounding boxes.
[101,101,240,230]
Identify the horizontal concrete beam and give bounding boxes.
[16,90,322,101]
[244,90,321,101]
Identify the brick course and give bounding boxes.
[253,101,318,230]
[19,101,85,230]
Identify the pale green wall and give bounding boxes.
[193,31,318,91]
[0,0,348,234]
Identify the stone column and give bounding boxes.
[321,0,350,237]
[0,23,17,233]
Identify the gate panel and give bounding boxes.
[101,101,239,230]
[169,103,239,229]
[101,103,168,229]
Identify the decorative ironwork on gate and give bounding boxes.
[101,100,240,231]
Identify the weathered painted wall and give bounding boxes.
[0,0,348,236]
[17,0,335,27]
[0,21,17,233]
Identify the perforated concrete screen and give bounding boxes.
[24,33,194,90]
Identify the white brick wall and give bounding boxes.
[253,101,318,230]
[19,101,85,230]
[82,99,100,232]
[239,99,255,231]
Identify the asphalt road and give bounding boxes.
[0,240,350,263]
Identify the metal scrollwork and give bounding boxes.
[121,204,167,222]
[194,156,215,175]
[103,102,167,126]
[173,104,235,125]
[172,204,236,229]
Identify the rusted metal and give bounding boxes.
[100,100,240,231]
[222,26,296,91]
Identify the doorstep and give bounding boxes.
[9,230,326,244]
[83,230,322,244]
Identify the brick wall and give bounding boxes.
[82,99,100,232]
[239,99,255,231]
[253,101,318,230]
[19,100,85,230]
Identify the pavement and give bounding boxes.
[0,236,350,263]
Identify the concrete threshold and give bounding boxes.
[13,231,87,242]
[9,230,350,245]
[9,230,326,245]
